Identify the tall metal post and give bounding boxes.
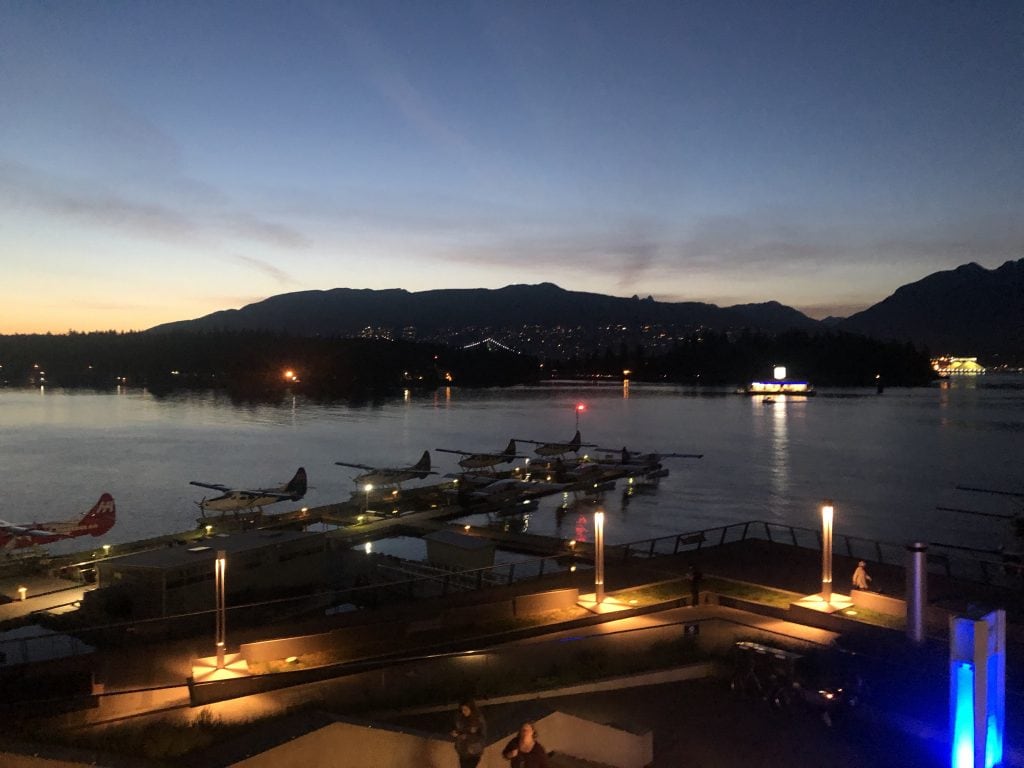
[906,542,928,644]
[821,500,834,603]
[594,510,605,604]
[215,550,226,668]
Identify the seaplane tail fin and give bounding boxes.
[504,439,517,457]
[81,493,116,537]
[286,467,308,499]
[413,450,431,472]
[570,431,582,451]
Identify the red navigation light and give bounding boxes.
[576,403,586,412]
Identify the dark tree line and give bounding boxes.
[0,331,541,401]
[0,327,933,401]
[550,329,934,387]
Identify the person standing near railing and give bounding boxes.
[852,560,872,591]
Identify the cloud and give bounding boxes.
[230,254,299,287]
[0,160,310,250]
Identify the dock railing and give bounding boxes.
[613,519,1021,587]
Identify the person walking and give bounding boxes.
[502,721,549,768]
[852,560,872,591]
[451,699,487,768]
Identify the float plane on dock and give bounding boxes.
[1,493,116,550]
[191,468,307,516]
[336,451,435,488]
[514,430,594,457]
[436,440,524,471]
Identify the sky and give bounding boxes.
[1,1,1021,333]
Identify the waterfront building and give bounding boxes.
[84,529,327,619]
[931,356,986,376]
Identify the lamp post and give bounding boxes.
[594,510,605,604]
[364,483,373,514]
[215,550,226,668]
[575,403,585,431]
[821,500,834,604]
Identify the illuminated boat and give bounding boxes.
[745,365,815,396]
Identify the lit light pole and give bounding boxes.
[821,500,834,604]
[575,403,585,431]
[594,510,605,604]
[364,483,374,514]
[215,550,226,668]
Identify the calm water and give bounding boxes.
[1,379,1021,556]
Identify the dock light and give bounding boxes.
[17,586,26,601]
[623,369,631,378]
[568,540,576,549]
[285,656,298,664]
[205,524,213,536]
[357,514,365,523]
[570,564,577,573]
[464,524,471,532]
[102,544,110,556]
[821,500,834,603]
[363,483,374,513]
[594,510,605,604]
[364,542,372,554]
[215,550,227,669]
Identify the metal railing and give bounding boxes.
[613,520,1022,588]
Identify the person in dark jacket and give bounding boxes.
[451,699,487,768]
[502,721,549,767]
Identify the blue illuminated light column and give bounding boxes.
[950,609,1005,768]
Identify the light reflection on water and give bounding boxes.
[0,378,1021,556]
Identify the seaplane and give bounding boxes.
[513,430,593,457]
[594,446,704,473]
[335,451,434,488]
[451,473,567,509]
[190,467,307,515]
[1,493,116,550]
[436,439,524,471]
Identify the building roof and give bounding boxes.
[424,529,495,551]
[100,529,323,571]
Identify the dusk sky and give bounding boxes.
[2,1,1020,334]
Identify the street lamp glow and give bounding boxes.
[594,510,605,604]
[215,550,227,668]
[821,500,834,603]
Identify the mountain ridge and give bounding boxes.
[148,259,1024,361]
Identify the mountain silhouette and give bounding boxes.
[148,283,819,337]
[147,262,1024,362]
[838,259,1024,359]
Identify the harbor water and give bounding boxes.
[1,378,1021,557]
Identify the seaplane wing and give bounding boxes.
[595,447,704,463]
[436,440,525,469]
[0,493,116,550]
[189,481,233,493]
[335,451,434,486]
[513,431,594,457]
[191,468,307,514]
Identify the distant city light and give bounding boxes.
[773,366,787,380]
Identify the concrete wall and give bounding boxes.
[229,715,651,768]
[535,710,652,768]
[231,722,455,768]
[513,587,579,616]
[851,589,949,633]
